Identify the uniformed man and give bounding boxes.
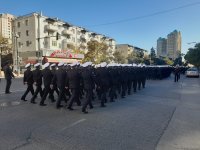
[51,62,68,109]
[81,62,95,113]
[40,62,54,106]
[95,62,110,107]
[50,63,59,97]
[3,61,15,94]
[30,63,43,104]
[21,63,34,101]
[67,62,81,111]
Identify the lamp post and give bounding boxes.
[14,33,20,75]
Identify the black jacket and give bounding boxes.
[42,68,53,87]
[23,69,34,85]
[67,68,81,89]
[52,68,68,89]
[3,65,14,80]
[32,68,43,86]
[81,68,95,89]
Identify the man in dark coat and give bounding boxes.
[3,61,15,94]
[30,63,43,104]
[51,62,68,109]
[40,63,54,106]
[21,63,34,101]
[50,63,59,97]
[66,63,81,111]
[81,62,95,113]
[95,62,110,107]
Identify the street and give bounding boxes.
[0,76,200,150]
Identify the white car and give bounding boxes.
[186,67,199,78]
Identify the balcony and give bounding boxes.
[45,25,58,32]
[62,29,71,37]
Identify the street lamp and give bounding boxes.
[13,33,20,75]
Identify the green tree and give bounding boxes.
[184,43,200,67]
[83,40,110,64]
[0,36,12,68]
[163,57,173,65]
[149,47,156,64]
[113,51,127,63]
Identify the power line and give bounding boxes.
[85,1,200,27]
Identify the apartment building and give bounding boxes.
[157,37,167,58]
[0,13,15,42]
[13,12,116,67]
[116,44,148,60]
[167,30,181,60]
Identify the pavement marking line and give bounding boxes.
[0,102,8,107]
[0,89,25,95]
[60,118,86,131]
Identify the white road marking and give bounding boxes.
[60,119,86,131]
[11,101,21,106]
[1,102,8,107]
[0,89,25,95]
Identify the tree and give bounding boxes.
[149,47,156,64]
[0,36,12,68]
[184,43,200,67]
[163,57,173,65]
[113,51,127,63]
[83,40,110,64]
[0,36,12,54]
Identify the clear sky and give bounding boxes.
[1,0,200,54]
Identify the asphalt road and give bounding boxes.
[0,75,199,150]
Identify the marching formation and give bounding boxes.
[21,62,173,114]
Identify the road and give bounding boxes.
[0,76,200,150]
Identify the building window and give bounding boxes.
[18,32,21,37]
[52,41,57,47]
[26,41,30,47]
[17,22,20,28]
[26,30,29,36]
[59,43,61,48]
[25,20,28,26]
[72,37,75,42]
[18,42,22,48]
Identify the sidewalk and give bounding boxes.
[156,77,200,150]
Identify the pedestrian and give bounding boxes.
[3,61,15,94]
[174,65,179,82]
[67,62,81,111]
[21,63,34,101]
[95,62,109,107]
[51,62,68,109]
[50,63,59,97]
[30,63,43,104]
[81,62,95,114]
[40,62,54,106]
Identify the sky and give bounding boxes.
[1,0,200,54]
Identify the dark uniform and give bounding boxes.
[95,67,110,107]
[30,66,43,103]
[81,66,95,113]
[52,65,68,109]
[21,67,34,101]
[174,66,180,82]
[40,66,54,106]
[50,66,59,97]
[67,67,81,110]
[3,63,14,94]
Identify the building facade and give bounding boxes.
[12,12,116,70]
[167,30,181,60]
[0,13,15,42]
[157,37,167,58]
[116,44,148,63]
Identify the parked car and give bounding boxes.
[186,67,199,78]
